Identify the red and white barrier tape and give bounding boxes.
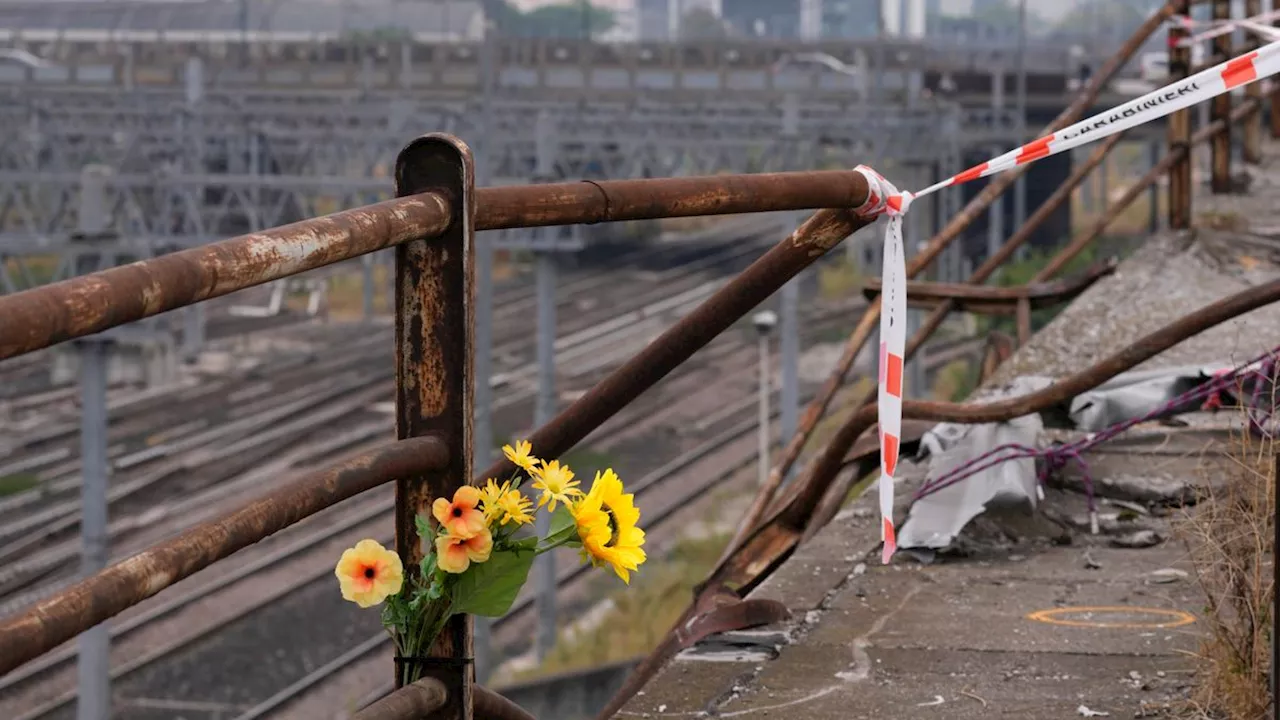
[1171,10,1280,48]
[855,39,1280,565]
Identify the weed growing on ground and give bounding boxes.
[0,473,38,496]
[1178,417,1274,720]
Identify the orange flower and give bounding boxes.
[435,529,494,574]
[432,485,485,538]
[335,539,404,608]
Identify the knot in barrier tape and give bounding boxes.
[852,165,913,220]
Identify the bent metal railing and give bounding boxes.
[3,3,1280,718]
[0,138,881,719]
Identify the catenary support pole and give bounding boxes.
[472,0,499,683]
[755,312,775,488]
[1014,0,1029,232]
[534,249,558,661]
[988,65,1005,264]
[75,337,111,720]
[362,254,375,320]
[779,258,799,479]
[182,302,204,364]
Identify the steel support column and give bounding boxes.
[1273,5,1280,139]
[75,337,111,720]
[533,249,558,661]
[778,219,800,475]
[1148,139,1161,234]
[392,134,475,719]
[1014,0,1029,232]
[363,254,375,320]
[1211,0,1234,194]
[1245,0,1264,164]
[472,0,499,684]
[1169,0,1193,228]
[182,302,204,363]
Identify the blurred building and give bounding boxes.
[0,0,485,40]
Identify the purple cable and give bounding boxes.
[913,346,1280,526]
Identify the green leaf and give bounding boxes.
[548,504,576,537]
[508,535,538,553]
[419,552,438,580]
[415,514,435,545]
[450,549,536,618]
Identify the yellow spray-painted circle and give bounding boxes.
[1025,606,1197,629]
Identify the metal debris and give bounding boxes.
[1067,364,1234,431]
[1110,530,1164,549]
[899,378,1050,551]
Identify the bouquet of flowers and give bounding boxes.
[334,441,646,685]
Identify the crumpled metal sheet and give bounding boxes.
[899,377,1049,551]
[898,365,1234,551]
[1067,363,1232,431]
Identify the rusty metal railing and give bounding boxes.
[0,136,877,720]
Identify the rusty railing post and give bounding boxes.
[1169,0,1193,227]
[1244,0,1264,164]
[393,134,476,719]
[1211,0,1233,193]
[1273,10,1280,139]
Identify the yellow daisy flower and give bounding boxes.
[570,469,646,584]
[502,440,541,476]
[532,459,582,512]
[496,488,534,526]
[335,539,404,608]
[479,478,508,521]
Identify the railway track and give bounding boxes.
[0,217,782,605]
[0,282,862,720]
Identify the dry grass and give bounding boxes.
[1197,211,1250,233]
[1178,420,1275,720]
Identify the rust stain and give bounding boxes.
[407,242,450,417]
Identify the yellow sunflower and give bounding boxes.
[532,459,582,512]
[570,469,645,584]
